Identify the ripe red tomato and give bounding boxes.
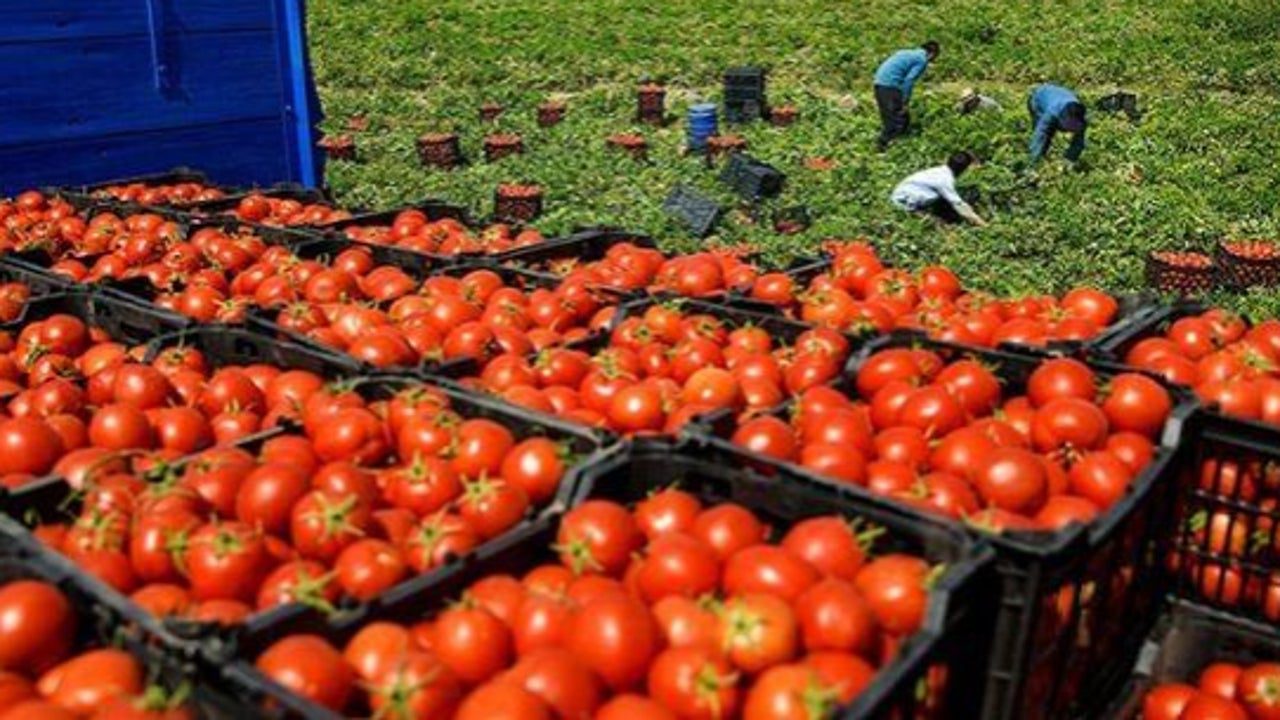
[1102,373,1172,438]
[432,604,512,684]
[742,663,840,720]
[565,592,657,691]
[647,646,740,720]
[182,521,269,603]
[853,554,930,636]
[731,416,798,461]
[794,578,878,655]
[334,539,407,601]
[1141,683,1197,720]
[637,533,720,602]
[256,635,354,712]
[723,545,819,602]
[780,517,869,582]
[556,501,642,576]
[0,581,75,674]
[455,681,553,720]
[1236,663,1280,720]
[505,648,603,719]
[973,447,1048,514]
[721,593,799,674]
[367,652,462,719]
[37,648,143,716]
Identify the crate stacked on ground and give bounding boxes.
[1087,301,1280,623]
[734,241,1156,355]
[455,297,867,442]
[1098,599,1280,719]
[206,447,996,719]
[724,66,768,123]
[688,332,1197,719]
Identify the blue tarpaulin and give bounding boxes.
[0,0,324,195]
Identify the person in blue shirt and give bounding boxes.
[873,41,939,149]
[1028,84,1087,163]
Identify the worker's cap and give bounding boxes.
[960,87,977,101]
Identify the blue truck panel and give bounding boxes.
[0,0,323,196]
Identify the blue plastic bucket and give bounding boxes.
[687,103,718,152]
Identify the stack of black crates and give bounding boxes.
[724,66,767,123]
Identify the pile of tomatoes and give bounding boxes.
[226,193,351,227]
[746,242,1121,349]
[253,492,940,719]
[730,350,1173,533]
[91,181,226,207]
[247,263,616,370]
[463,302,852,434]
[1120,309,1280,426]
[1141,659,1280,720]
[21,348,576,623]
[529,242,760,298]
[341,209,546,256]
[0,579,193,720]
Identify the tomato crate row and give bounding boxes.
[680,331,1199,719]
[726,242,1162,357]
[449,295,867,443]
[195,447,996,720]
[1098,599,1280,719]
[0,318,613,636]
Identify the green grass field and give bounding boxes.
[308,0,1280,314]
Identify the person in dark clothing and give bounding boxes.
[873,41,939,149]
[1028,84,1088,163]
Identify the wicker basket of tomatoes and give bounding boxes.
[691,331,1198,720]
[1215,239,1280,289]
[1145,250,1218,297]
[1097,600,1280,719]
[211,447,995,719]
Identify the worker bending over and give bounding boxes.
[890,152,987,226]
[873,41,939,149]
[1029,83,1087,163]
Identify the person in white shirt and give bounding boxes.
[890,152,987,226]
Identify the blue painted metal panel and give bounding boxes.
[0,0,323,196]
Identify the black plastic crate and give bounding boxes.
[52,167,228,209]
[244,260,565,380]
[320,199,482,267]
[446,296,869,451]
[1165,409,1280,625]
[213,447,996,720]
[1098,600,1280,719]
[0,523,217,712]
[662,184,722,237]
[177,183,334,219]
[720,153,785,200]
[491,226,659,289]
[0,289,190,341]
[688,331,1200,720]
[0,369,611,684]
